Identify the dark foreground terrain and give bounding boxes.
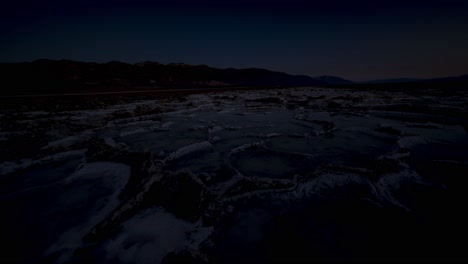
[1,86,467,262]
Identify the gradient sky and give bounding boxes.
[1,0,468,81]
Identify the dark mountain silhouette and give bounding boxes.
[0,60,326,95]
[313,75,353,85]
[1,60,466,95]
[428,74,468,83]
[362,75,468,84]
[361,78,423,84]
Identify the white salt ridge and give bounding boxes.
[242,133,282,139]
[375,169,437,210]
[397,136,430,148]
[68,108,116,117]
[100,207,212,264]
[208,126,223,134]
[23,111,50,118]
[191,125,207,131]
[188,225,214,247]
[44,130,94,149]
[405,122,442,129]
[288,133,306,138]
[150,125,170,131]
[377,169,422,192]
[224,125,241,130]
[196,103,216,110]
[222,186,295,203]
[277,150,316,160]
[222,179,297,202]
[210,136,221,142]
[264,172,410,211]
[161,121,175,129]
[63,161,130,186]
[265,133,282,138]
[383,151,411,159]
[40,149,86,163]
[120,128,149,137]
[93,162,164,237]
[164,141,213,162]
[0,159,33,176]
[119,120,159,128]
[212,174,244,196]
[230,141,265,155]
[103,137,120,148]
[0,149,86,176]
[108,114,162,127]
[46,162,131,263]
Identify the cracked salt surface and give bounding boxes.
[45,162,131,262]
[1,87,468,262]
[97,206,212,264]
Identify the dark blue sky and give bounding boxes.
[1,0,468,81]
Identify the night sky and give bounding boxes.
[1,0,468,81]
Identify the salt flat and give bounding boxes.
[1,87,467,262]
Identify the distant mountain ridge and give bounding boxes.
[0,59,331,95]
[362,75,468,84]
[1,59,466,95]
[361,78,423,84]
[313,75,354,85]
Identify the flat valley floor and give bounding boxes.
[1,86,467,262]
